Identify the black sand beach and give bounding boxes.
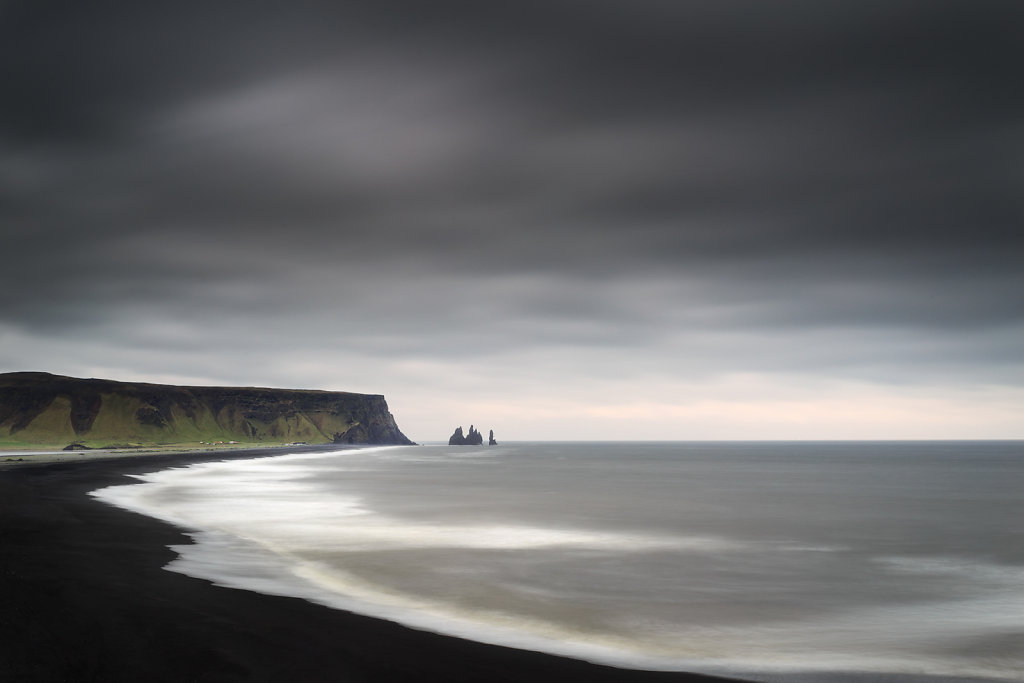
[1,449,743,682]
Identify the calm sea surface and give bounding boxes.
[92,442,1024,682]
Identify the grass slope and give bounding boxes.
[0,372,414,449]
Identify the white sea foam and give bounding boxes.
[93,449,736,554]
[879,555,1024,585]
[89,443,1024,682]
[155,531,1000,680]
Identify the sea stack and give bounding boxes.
[448,425,484,445]
[488,429,497,446]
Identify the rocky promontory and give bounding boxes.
[0,372,415,449]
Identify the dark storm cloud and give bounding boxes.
[2,0,1022,389]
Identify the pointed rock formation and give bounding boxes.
[488,429,497,446]
[448,424,485,445]
[448,426,466,445]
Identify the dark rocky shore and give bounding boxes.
[0,448,744,683]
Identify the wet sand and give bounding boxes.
[0,447,744,682]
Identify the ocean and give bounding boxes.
[91,441,1024,682]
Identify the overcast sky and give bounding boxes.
[2,1,1022,441]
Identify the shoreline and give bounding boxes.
[1,447,744,682]
[0,442,352,467]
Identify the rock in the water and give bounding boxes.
[488,429,497,446]
[448,424,484,445]
[448,426,466,445]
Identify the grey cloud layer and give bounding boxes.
[2,1,1022,393]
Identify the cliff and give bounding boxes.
[0,372,414,449]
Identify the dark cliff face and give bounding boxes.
[0,372,415,448]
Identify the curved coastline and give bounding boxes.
[0,447,743,683]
